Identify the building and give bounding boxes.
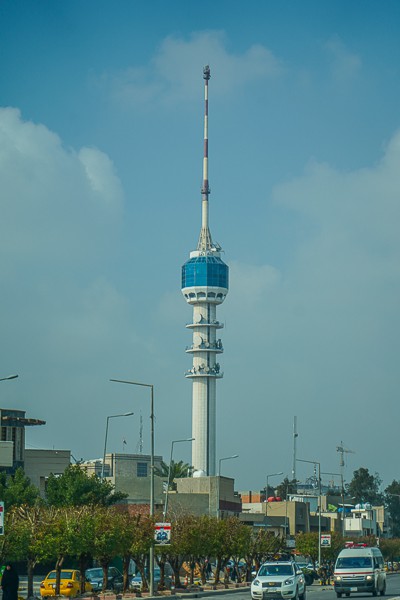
[167,475,241,518]
[181,65,229,477]
[80,453,165,506]
[24,449,71,496]
[0,408,45,473]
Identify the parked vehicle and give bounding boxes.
[333,546,386,598]
[85,567,123,592]
[130,567,172,591]
[40,570,92,597]
[251,560,306,600]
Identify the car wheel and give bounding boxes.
[294,586,299,600]
[346,594,350,597]
[380,582,386,596]
[336,593,342,598]
[372,589,378,597]
[299,586,306,600]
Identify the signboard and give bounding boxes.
[320,534,331,547]
[0,502,4,536]
[154,522,171,545]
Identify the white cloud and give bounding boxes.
[325,36,362,81]
[0,108,124,268]
[102,30,283,107]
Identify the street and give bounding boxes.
[231,576,400,600]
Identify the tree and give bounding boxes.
[276,478,298,500]
[379,538,400,571]
[154,460,193,490]
[295,532,319,566]
[91,506,126,590]
[385,480,400,537]
[346,467,383,505]
[45,464,127,506]
[0,468,40,509]
[5,505,53,597]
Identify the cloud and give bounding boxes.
[0,108,124,269]
[324,36,362,81]
[102,30,283,107]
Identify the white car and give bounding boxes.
[251,561,306,600]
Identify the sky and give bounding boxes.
[1,0,400,493]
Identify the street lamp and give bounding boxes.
[110,378,155,596]
[266,472,283,529]
[101,412,134,479]
[217,454,238,519]
[297,458,321,567]
[0,375,18,381]
[163,437,194,519]
[322,471,345,536]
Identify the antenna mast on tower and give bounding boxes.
[336,441,355,479]
[292,416,298,481]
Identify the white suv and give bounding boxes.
[251,561,306,600]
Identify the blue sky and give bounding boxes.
[1,1,400,492]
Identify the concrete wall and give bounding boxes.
[24,449,71,496]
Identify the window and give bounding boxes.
[137,462,148,477]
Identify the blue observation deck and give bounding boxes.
[181,255,229,290]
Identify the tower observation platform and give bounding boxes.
[181,66,229,477]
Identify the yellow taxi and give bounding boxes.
[40,569,92,597]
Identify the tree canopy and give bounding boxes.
[0,467,40,509]
[45,464,127,506]
[346,467,383,505]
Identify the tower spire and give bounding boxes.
[197,65,213,252]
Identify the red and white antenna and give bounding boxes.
[197,65,214,252]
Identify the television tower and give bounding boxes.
[181,66,229,476]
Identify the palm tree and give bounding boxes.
[155,460,193,489]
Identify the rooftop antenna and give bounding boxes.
[197,65,214,253]
[135,413,143,454]
[292,416,298,481]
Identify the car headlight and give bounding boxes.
[366,575,373,581]
[253,580,261,587]
[284,579,294,586]
[334,576,342,582]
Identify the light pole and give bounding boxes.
[266,472,283,530]
[217,455,238,519]
[163,437,194,519]
[101,412,134,479]
[0,375,18,381]
[297,458,321,567]
[110,378,155,597]
[322,471,345,536]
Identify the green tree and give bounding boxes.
[5,505,53,597]
[92,506,126,590]
[385,480,400,537]
[276,478,298,500]
[154,460,193,490]
[295,532,319,566]
[379,538,400,570]
[129,513,153,592]
[346,468,383,505]
[45,464,127,506]
[0,468,40,509]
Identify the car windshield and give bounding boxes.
[336,557,372,569]
[47,572,74,580]
[86,569,103,578]
[259,565,294,577]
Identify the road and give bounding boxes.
[228,575,400,600]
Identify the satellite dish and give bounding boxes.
[193,334,203,346]
[205,342,210,348]
[194,313,202,324]
[205,366,210,373]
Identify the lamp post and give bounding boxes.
[101,412,134,480]
[322,471,345,536]
[297,458,321,567]
[110,378,155,597]
[0,375,18,381]
[163,437,194,519]
[217,454,238,519]
[266,472,283,530]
